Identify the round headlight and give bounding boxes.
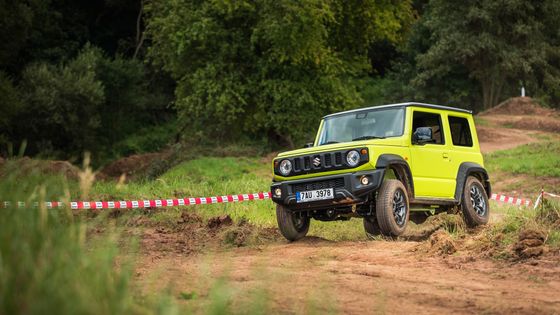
[279,159,292,176]
[346,150,360,167]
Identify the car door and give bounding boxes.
[408,109,456,198]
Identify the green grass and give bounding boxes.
[90,156,369,241]
[0,171,163,314]
[484,141,560,177]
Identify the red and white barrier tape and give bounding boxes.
[2,192,271,210]
[490,193,531,207]
[2,191,556,210]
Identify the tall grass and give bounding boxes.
[0,163,176,315]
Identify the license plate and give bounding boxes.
[296,188,334,203]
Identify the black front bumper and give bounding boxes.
[270,169,385,210]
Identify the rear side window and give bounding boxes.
[448,116,473,147]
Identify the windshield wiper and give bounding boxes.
[321,141,339,145]
[352,135,385,141]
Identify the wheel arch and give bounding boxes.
[375,154,415,199]
[454,162,491,202]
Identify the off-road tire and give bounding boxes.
[376,179,410,236]
[461,176,489,227]
[363,216,382,239]
[276,204,310,241]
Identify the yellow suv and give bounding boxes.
[270,102,490,241]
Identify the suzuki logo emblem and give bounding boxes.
[313,157,321,167]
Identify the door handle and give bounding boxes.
[442,152,449,159]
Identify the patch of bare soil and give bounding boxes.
[476,126,545,153]
[135,236,560,314]
[0,157,80,180]
[138,213,281,256]
[98,151,171,181]
[476,96,560,153]
[480,96,559,117]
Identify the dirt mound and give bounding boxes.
[429,230,457,255]
[177,211,203,224]
[99,152,170,181]
[513,229,547,259]
[207,214,233,229]
[480,97,558,116]
[139,213,281,255]
[404,213,464,242]
[0,157,80,180]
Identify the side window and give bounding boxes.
[412,111,444,144]
[448,116,473,147]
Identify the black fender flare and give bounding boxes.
[454,162,491,202]
[375,154,415,199]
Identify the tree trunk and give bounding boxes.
[133,0,144,59]
[481,77,504,109]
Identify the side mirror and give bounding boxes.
[412,127,433,144]
[303,142,314,148]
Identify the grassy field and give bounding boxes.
[484,141,560,177]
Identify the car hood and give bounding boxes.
[276,138,403,158]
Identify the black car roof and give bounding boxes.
[323,102,472,119]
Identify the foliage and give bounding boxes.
[3,45,174,164]
[146,0,414,147]
[111,121,177,158]
[412,0,560,109]
[18,46,105,154]
[0,72,23,146]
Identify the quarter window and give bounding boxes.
[448,116,473,147]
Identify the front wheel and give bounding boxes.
[376,179,410,236]
[461,176,489,227]
[276,204,310,241]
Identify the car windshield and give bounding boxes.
[317,107,405,145]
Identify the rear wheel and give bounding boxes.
[376,179,410,236]
[461,176,489,227]
[276,204,310,241]
[363,216,381,239]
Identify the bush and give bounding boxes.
[18,46,105,155]
[0,72,23,151]
[7,44,174,163]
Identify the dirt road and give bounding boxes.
[137,237,560,314]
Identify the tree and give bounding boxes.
[413,0,560,109]
[146,0,413,146]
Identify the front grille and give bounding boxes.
[292,178,345,192]
[324,154,332,167]
[275,148,369,176]
[335,152,342,165]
